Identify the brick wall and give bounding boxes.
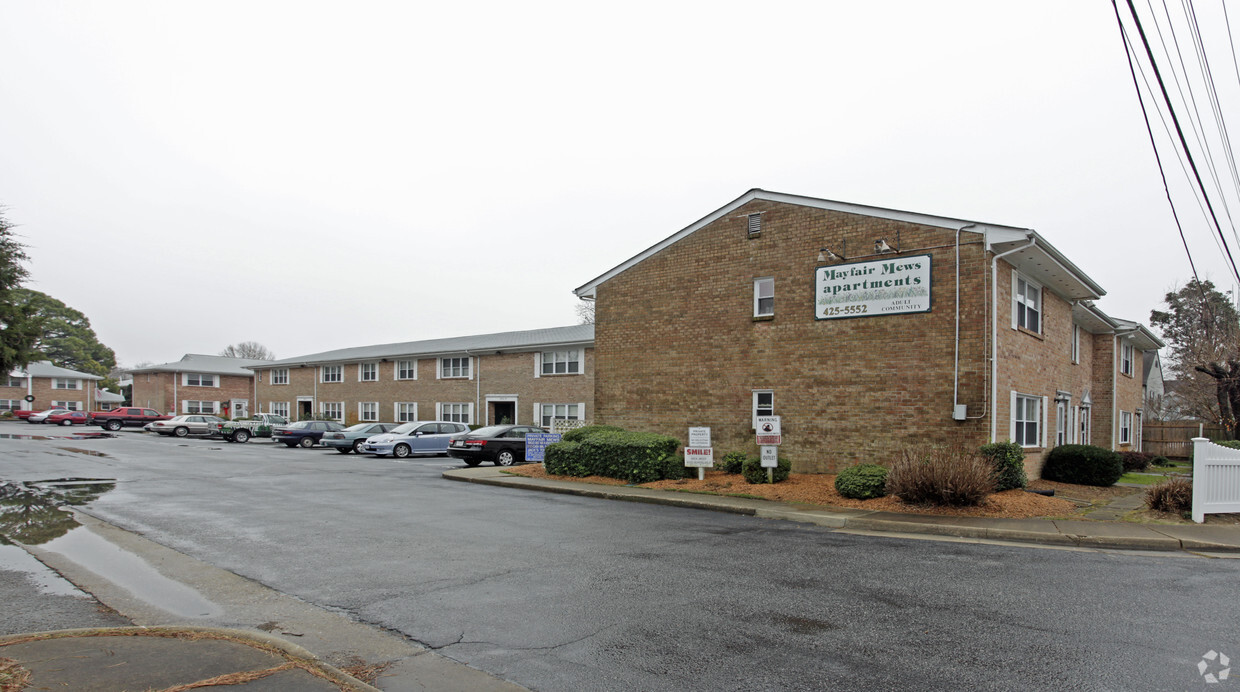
[1,376,93,411]
[132,372,255,416]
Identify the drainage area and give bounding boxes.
[0,478,116,545]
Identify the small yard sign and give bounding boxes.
[525,432,562,462]
[689,427,711,448]
[755,415,782,446]
[684,447,714,467]
[760,446,778,468]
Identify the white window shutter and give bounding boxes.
[534,353,541,378]
[1009,391,1017,442]
[467,402,474,424]
[533,403,541,426]
[577,402,585,420]
[1041,396,1049,448]
[434,402,441,420]
[182,400,189,414]
[1010,271,1019,330]
[468,357,474,381]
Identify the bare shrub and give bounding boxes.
[887,444,997,506]
[1146,478,1193,514]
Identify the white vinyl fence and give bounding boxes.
[1192,437,1240,523]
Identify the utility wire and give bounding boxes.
[1183,0,1240,239]
[1125,0,1240,285]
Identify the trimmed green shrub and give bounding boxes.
[574,430,681,483]
[1041,444,1123,486]
[719,451,747,474]
[1146,478,1192,513]
[1212,439,1240,450]
[1150,455,1173,467]
[887,445,996,506]
[742,455,791,484]
[834,463,888,499]
[561,425,626,443]
[1118,451,1155,472]
[979,441,1027,491]
[544,441,589,477]
[662,453,691,480]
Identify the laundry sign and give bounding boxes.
[815,254,932,320]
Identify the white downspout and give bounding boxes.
[990,233,1037,442]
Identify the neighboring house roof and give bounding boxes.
[127,354,270,377]
[573,188,1107,302]
[10,360,103,380]
[95,389,125,403]
[257,325,595,369]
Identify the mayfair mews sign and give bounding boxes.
[814,254,931,320]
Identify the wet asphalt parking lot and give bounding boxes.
[2,426,1240,691]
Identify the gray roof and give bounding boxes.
[127,354,269,377]
[95,389,125,403]
[11,361,103,380]
[257,325,595,368]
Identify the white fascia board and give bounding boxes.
[574,188,1030,297]
[988,229,1106,301]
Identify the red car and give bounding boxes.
[45,410,91,426]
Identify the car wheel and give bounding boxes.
[174,426,189,437]
[60,419,73,426]
[336,447,352,454]
[352,439,366,454]
[393,443,411,459]
[463,459,481,467]
[298,436,315,448]
[105,420,123,431]
[233,429,251,443]
[495,450,516,466]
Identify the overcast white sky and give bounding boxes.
[2,1,1237,367]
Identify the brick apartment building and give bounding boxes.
[129,354,269,417]
[574,189,1162,478]
[1,361,104,413]
[250,325,594,428]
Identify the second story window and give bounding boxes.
[1014,275,1041,334]
[440,357,470,379]
[271,369,289,385]
[359,362,377,382]
[1071,324,1080,364]
[1121,342,1134,376]
[53,378,81,390]
[321,365,343,383]
[185,373,216,387]
[754,277,774,317]
[396,360,417,380]
[541,350,581,375]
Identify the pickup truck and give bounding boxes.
[90,407,172,431]
[217,413,289,443]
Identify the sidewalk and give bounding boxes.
[0,627,381,691]
[443,467,1240,554]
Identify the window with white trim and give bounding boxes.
[395,402,418,422]
[271,369,289,385]
[359,363,378,382]
[754,277,774,317]
[1120,343,1134,376]
[270,402,290,418]
[1055,399,1069,447]
[185,373,216,387]
[321,401,344,422]
[1071,324,1080,364]
[184,400,217,414]
[52,400,83,411]
[0,399,19,411]
[440,402,472,424]
[540,350,580,375]
[1013,394,1042,448]
[1014,275,1041,333]
[1078,404,1092,445]
[1135,411,1143,451]
[358,401,378,421]
[752,390,774,428]
[440,357,470,379]
[1120,410,1133,444]
[5,376,24,387]
[321,365,343,383]
[540,403,582,428]
[396,360,417,380]
[53,378,81,390]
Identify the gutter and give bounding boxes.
[990,232,1037,442]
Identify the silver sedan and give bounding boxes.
[148,415,226,437]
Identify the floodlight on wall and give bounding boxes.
[817,240,846,262]
[873,230,900,254]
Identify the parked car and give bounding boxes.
[27,408,69,424]
[446,424,544,466]
[361,421,471,458]
[218,413,289,442]
[272,420,346,448]
[91,407,173,431]
[320,422,401,454]
[44,410,90,426]
[148,414,226,437]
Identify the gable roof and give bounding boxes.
[256,325,595,369]
[11,361,103,380]
[573,188,1106,302]
[127,354,270,377]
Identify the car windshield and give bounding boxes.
[469,426,508,437]
[287,421,310,429]
[345,423,376,432]
[390,422,419,434]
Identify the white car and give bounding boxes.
[147,415,226,437]
[361,421,471,458]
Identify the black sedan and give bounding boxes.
[272,420,346,448]
[446,425,544,466]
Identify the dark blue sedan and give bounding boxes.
[272,420,346,448]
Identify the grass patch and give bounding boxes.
[1119,472,1173,485]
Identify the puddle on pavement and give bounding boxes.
[0,478,116,545]
[39,528,223,618]
[55,447,111,457]
[0,432,115,441]
[0,542,89,597]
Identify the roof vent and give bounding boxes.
[747,213,762,237]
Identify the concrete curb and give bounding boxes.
[444,468,1240,554]
[0,626,382,691]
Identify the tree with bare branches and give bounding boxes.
[220,342,275,360]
